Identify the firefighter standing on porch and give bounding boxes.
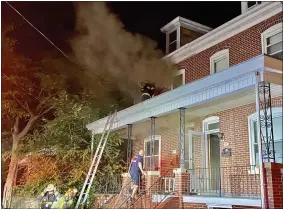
[140,81,155,101]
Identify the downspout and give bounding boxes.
[255,71,266,209]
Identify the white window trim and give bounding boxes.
[261,23,282,56]
[171,69,185,90]
[202,116,220,169]
[248,107,282,173]
[203,116,220,134]
[247,1,260,10]
[144,135,161,169]
[210,49,229,75]
[166,26,180,54]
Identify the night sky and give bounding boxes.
[2,1,241,59]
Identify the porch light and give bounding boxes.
[218,132,225,141]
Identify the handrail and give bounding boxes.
[111,176,133,209]
[129,169,173,208]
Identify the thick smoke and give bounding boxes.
[70,2,174,102]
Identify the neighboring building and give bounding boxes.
[87,2,282,209]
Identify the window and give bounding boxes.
[172,69,185,89]
[262,23,283,59]
[168,30,177,54]
[210,49,229,74]
[247,1,261,9]
[248,107,283,166]
[144,135,161,170]
[203,116,220,133]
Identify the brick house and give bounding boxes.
[87,2,282,209]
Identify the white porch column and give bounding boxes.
[179,108,186,168]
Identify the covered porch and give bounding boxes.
[86,54,282,206]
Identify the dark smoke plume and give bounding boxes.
[70,2,174,102]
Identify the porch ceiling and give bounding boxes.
[130,84,282,138]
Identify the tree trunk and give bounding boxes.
[3,135,19,208]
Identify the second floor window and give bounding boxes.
[210,49,229,74]
[262,23,282,59]
[172,69,185,89]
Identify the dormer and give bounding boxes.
[241,1,262,14]
[161,16,212,55]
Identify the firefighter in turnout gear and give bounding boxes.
[140,81,155,102]
[53,187,78,209]
[37,184,60,209]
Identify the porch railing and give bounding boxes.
[186,165,260,199]
[129,170,174,209]
[92,175,122,208]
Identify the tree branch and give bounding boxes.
[35,92,58,113]
[12,95,30,114]
[18,115,39,140]
[13,117,20,134]
[24,102,33,116]
[38,106,54,118]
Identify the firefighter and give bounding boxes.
[37,184,60,209]
[140,82,155,102]
[53,187,78,209]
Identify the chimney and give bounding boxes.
[241,2,248,14]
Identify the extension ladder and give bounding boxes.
[75,111,117,209]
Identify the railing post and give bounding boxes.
[173,168,188,209]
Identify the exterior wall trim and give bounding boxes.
[163,2,282,64]
[86,55,269,133]
[160,16,212,33]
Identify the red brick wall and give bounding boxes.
[192,97,282,168]
[177,13,283,84]
[183,202,207,208]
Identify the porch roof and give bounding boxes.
[86,55,282,133]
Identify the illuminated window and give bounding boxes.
[144,135,161,170]
[261,23,282,59]
[248,107,283,166]
[210,49,229,74]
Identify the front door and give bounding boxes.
[186,130,205,193]
[207,133,221,193]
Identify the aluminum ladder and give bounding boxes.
[75,111,117,209]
